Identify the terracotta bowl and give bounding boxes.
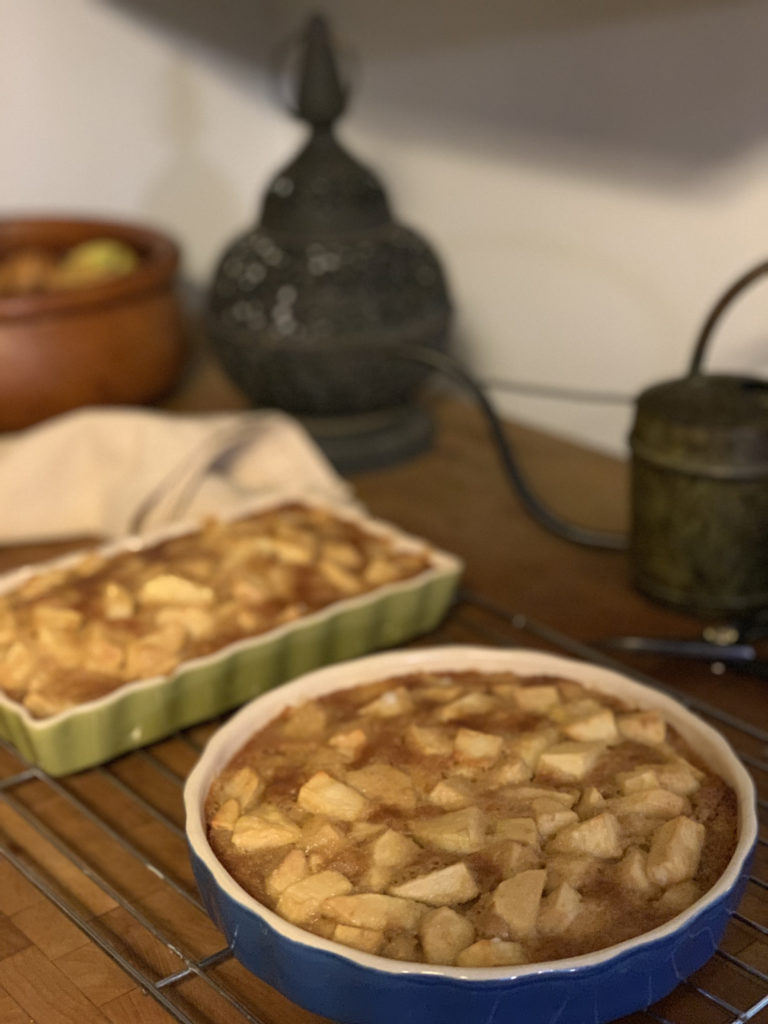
[0,217,186,431]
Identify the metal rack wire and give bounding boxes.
[1,589,766,1024]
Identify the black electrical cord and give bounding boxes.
[204,321,628,551]
[378,342,628,551]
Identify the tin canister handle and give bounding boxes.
[688,258,768,375]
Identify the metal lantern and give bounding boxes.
[206,15,452,471]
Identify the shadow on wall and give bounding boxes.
[103,0,746,58]
[105,0,767,180]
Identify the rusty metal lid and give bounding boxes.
[630,374,768,477]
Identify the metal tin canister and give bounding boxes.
[629,374,768,615]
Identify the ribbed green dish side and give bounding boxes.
[0,564,460,777]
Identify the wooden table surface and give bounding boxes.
[0,348,766,1024]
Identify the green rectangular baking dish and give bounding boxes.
[0,499,462,776]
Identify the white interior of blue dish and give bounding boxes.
[184,644,758,983]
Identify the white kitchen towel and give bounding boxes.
[0,406,355,542]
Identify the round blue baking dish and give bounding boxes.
[184,646,758,1024]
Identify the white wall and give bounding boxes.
[2,0,767,454]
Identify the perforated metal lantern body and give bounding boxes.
[207,17,451,418]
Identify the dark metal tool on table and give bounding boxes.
[605,609,768,678]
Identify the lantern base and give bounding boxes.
[300,403,433,474]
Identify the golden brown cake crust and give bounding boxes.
[0,504,431,718]
[205,669,739,967]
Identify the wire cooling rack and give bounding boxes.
[1,589,766,1024]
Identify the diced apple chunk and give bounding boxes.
[277,870,353,925]
[418,681,465,704]
[646,816,705,887]
[389,862,479,906]
[322,540,362,568]
[614,847,656,896]
[489,678,523,700]
[333,923,384,954]
[419,906,475,965]
[1,640,36,696]
[361,686,414,718]
[654,759,703,796]
[491,869,546,938]
[504,785,577,809]
[364,558,404,588]
[608,788,687,819]
[301,816,347,857]
[654,880,700,915]
[487,758,532,786]
[454,727,503,763]
[429,776,475,810]
[508,728,558,771]
[210,798,239,831]
[298,771,370,821]
[532,798,578,839]
[545,855,601,891]
[322,893,426,931]
[406,724,453,756]
[32,604,81,631]
[617,767,660,794]
[511,684,561,713]
[102,581,134,620]
[349,821,384,842]
[328,727,367,760]
[371,828,420,869]
[231,807,302,851]
[538,882,581,935]
[266,849,309,897]
[155,604,214,640]
[537,742,604,782]
[346,764,416,811]
[547,812,623,859]
[437,692,499,722]
[318,559,363,594]
[576,787,606,818]
[562,708,618,744]
[219,766,263,810]
[138,573,214,606]
[360,865,393,892]
[549,697,602,724]
[456,939,527,967]
[488,839,541,878]
[617,710,666,746]
[408,806,486,854]
[495,817,539,846]
[281,700,328,739]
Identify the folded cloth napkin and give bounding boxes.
[0,406,355,543]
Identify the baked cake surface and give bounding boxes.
[0,503,431,718]
[205,668,738,967]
